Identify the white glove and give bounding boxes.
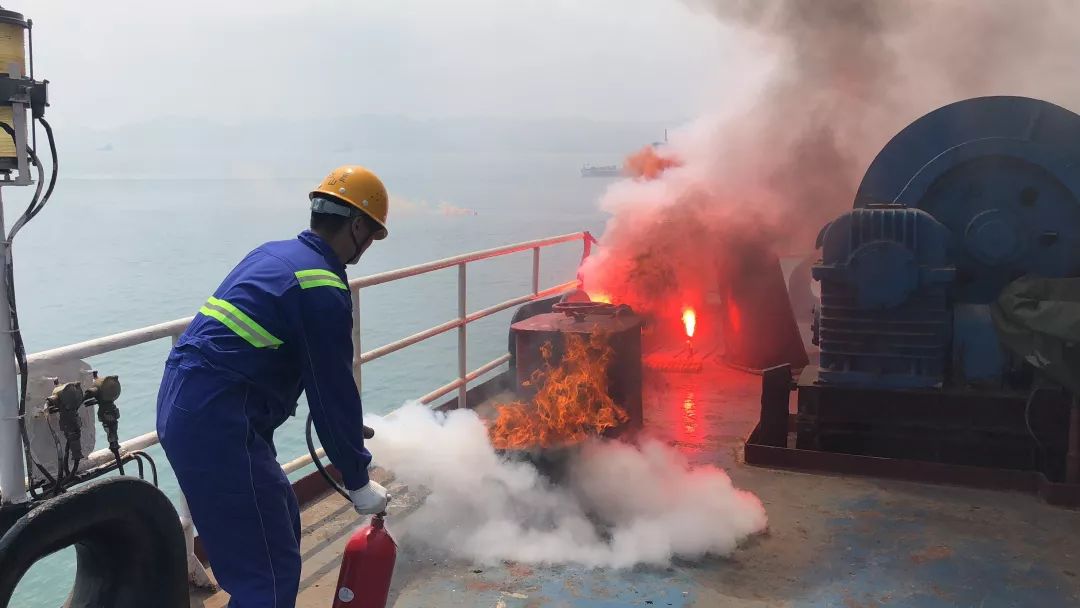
[349,480,390,515]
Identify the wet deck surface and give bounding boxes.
[192,360,1080,608]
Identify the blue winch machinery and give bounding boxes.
[749,96,1080,507]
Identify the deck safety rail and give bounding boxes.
[22,230,593,585]
[26,231,594,476]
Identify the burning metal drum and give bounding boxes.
[507,302,644,442]
[502,443,583,485]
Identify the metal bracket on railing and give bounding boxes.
[575,231,598,287]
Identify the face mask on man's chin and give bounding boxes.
[346,243,362,266]
[347,222,371,265]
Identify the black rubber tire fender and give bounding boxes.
[0,476,189,608]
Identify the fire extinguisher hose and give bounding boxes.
[305,412,376,501]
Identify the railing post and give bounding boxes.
[532,246,540,296]
[457,263,467,409]
[178,494,216,589]
[351,288,362,393]
[574,232,594,290]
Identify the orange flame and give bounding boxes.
[682,308,697,339]
[489,330,628,450]
[588,291,612,304]
[624,146,680,180]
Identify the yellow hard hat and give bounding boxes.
[309,165,389,239]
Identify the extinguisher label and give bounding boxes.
[337,587,355,603]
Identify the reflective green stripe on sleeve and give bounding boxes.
[199,297,283,348]
[295,269,348,291]
[295,269,341,280]
[299,278,349,290]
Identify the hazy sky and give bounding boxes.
[16,0,765,129]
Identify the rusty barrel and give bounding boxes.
[509,302,644,435]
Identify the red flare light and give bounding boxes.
[727,301,741,334]
[682,308,696,339]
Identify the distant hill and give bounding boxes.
[53,115,675,179]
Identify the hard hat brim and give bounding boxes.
[310,190,389,239]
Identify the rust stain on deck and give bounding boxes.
[910,545,954,564]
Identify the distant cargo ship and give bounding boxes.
[580,164,621,178]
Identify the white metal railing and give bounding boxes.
[23,230,592,586]
[28,231,593,476]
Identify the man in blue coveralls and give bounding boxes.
[156,165,391,607]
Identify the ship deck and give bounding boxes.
[191,361,1080,608]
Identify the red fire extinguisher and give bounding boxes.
[332,512,397,608]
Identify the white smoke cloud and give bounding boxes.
[583,0,1080,325]
[365,402,767,567]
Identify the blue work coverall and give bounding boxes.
[156,230,371,607]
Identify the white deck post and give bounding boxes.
[178,493,216,589]
[0,190,28,505]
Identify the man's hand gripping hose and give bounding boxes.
[349,480,390,515]
[305,413,391,514]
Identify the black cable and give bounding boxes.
[0,119,58,499]
[56,447,82,495]
[26,469,48,500]
[59,443,79,495]
[130,453,143,480]
[0,123,42,497]
[43,415,65,484]
[112,448,125,476]
[54,444,70,497]
[148,454,158,486]
[24,415,59,500]
[51,453,135,488]
[0,122,45,240]
[21,417,56,492]
[306,412,349,500]
[145,453,158,486]
[131,452,145,481]
[30,118,57,224]
[7,152,45,236]
[68,454,81,486]
[61,444,70,480]
[130,451,158,487]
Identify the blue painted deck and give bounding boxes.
[194,363,1080,608]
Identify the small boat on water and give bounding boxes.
[579,164,621,178]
